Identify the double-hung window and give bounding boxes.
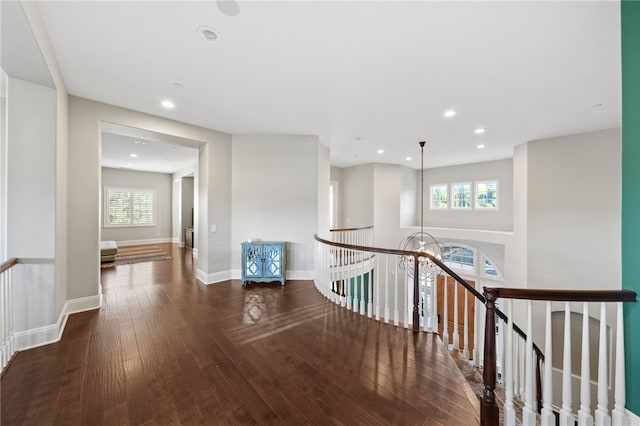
[476,180,498,209]
[452,183,471,209]
[430,184,448,209]
[104,187,156,227]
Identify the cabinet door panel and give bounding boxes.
[244,245,263,278]
[262,244,282,278]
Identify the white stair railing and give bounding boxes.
[316,233,636,426]
[481,287,637,426]
[1,258,17,372]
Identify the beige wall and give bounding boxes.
[230,135,321,278]
[422,158,514,231]
[100,167,173,244]
[67,96,231,299]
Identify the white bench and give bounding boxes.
[100,241,118,263]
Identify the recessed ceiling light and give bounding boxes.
[197,26,219,42]
[477,144,486,149]
[474,128,486,134]
[129,153,138,158]
[161,100,175,109]
[406,156,412,161]
[377,149,384,154]
[133,140,146,145]
[217,0,240,17]
[444,110,456,118]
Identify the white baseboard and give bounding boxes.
[287,270,314,280]
[196,269,232,285]
[192,248,198,258]
[14,291,102,352]
[230,269,314,281]
[116,237,174,246]
[178,241,185,248]
[627,409,640,425]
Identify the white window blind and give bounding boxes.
[105,187,155,227]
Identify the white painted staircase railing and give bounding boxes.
[0,258,17,372]
[314,229,638,426]
[481,287,637,426]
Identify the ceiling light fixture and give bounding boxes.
[406,156,412,161]
[161,100,175,109]
[129,153,138,158]
[133,140,146,145]
[477,144,486,149]
[197,26,219,42]
[377,149,384,154]
[474,128,486,134]
[444,110,456,118]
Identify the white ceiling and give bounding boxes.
[101,123,199,174]
[37,1,621,170]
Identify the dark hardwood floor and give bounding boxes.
[1,243,480,425]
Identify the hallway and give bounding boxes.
[1,244,479,425]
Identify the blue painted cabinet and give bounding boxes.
[241,241,286,286]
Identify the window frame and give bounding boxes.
[441,244,477,274]
[451,182,472,210]
[475,180,499,210]
[329,180,339,230]
[103,186,157,228]
[430,183,449,210]
[481,254,503,280]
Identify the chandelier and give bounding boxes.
[399,141,444,276]
[399,141,444,330]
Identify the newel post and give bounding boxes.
[412,255,420,332]
[481,286,499,426]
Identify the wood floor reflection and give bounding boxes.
[1,243,479,425]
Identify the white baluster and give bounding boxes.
[346,250,352,310]
[453,282,459,350]
[498,315,505,385]
[611,302,626,426]
[477,296,485,368]
[463,289,469,360]
[8,267,13,364]
[405,268,411,329]
[443,276,449,347]
[504,300,516,426]
[0,270,5,368]
[519,337,526,399]
[359,250,365,315]
[384,255,390,323]
[368,253,374,318]
[431,271,438,336]
[394,259,399,326]
[523,300,536,425]
[595,303,611,426]
[560,302,574,426]
[578,302,594,426]
[541,301,555,426]
[514,337,521,400]
[472,284,479,366]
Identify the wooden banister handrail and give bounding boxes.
[329,225,374,232]
[480,286,637,426]
[0,258,18,274]
[487,287,637,302]
[314,234,545,358]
